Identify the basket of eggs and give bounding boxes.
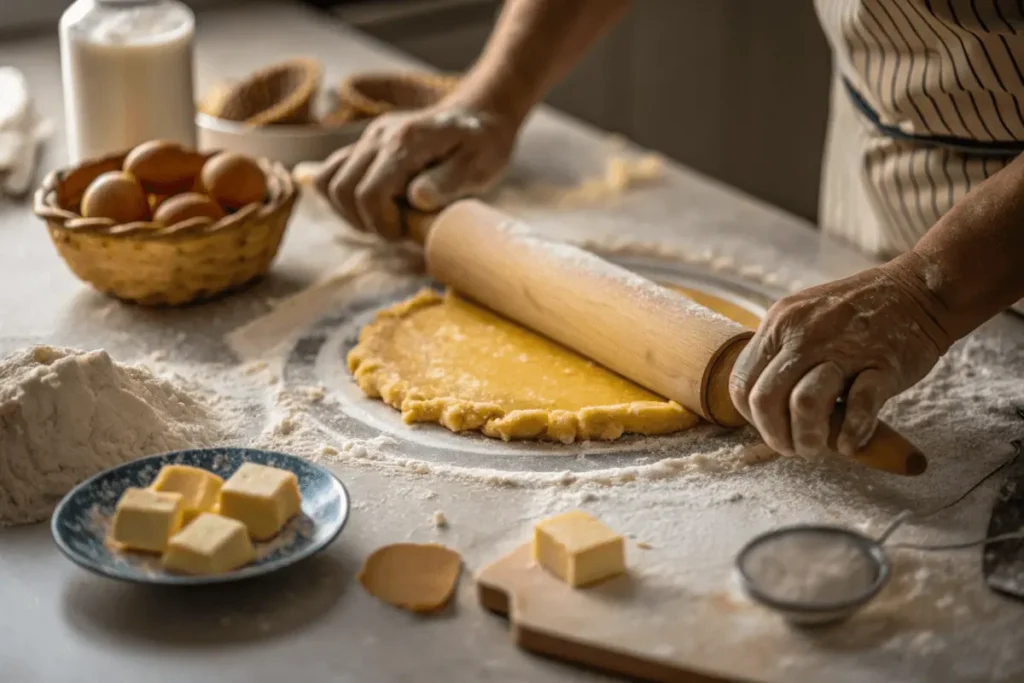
[33,140,298,306]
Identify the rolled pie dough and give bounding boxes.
[348,284,757,443]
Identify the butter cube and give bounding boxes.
[150,465,223,524]
[109,487,185,553]
[162,513,255,575]
[218,463,301,540]
[532,510,626,587]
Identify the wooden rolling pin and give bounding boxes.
[413,201,925,476]
[409,202,750,426]
[294,166,926,476]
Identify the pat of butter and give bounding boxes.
[109,487,185,553]
[218,462,301,541]
[150,465,223,524]
[532,510,626,587]
[162,513,255,575]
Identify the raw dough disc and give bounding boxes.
[358,543,462,613]
[348,288,702,443]
[347,284,761,443]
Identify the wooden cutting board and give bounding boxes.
[476,544,748,682]
[474,543,960,683]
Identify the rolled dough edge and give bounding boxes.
[347,289,699,444]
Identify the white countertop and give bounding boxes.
[2,3,1024,682]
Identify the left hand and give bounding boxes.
[728,261,951,458]
[313,103,518,241]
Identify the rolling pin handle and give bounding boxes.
[828,403,928,476]
[402,206,435,246]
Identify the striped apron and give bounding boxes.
[814,0,1024,260]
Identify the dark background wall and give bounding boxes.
[1,0,833,222]
[333,0,833,223]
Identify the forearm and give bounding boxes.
[448,0,631,123]
[888,153,1024,343]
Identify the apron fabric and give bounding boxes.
[814,0,1024,259]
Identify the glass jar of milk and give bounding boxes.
[59,0,197,163]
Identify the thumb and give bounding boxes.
[406,151,481,212]
[836,368,899,456]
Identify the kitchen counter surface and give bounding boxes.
[2,3,1023,683]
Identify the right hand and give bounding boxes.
[314,103,519,240]
[728,258,950,459]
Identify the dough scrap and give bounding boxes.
[358,542,462,613]
[347,289,700,443]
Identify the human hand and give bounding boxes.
[314,104,519,240]
[728,260,952,459]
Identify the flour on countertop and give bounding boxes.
[491,152,663,210]
[224,245,423,362]
[213,238,1021,666]
[0,346,228,526]
[31,208,1019,671]
[33,126,1020,677]
[211,233,1023,512]
[256,416,778,490]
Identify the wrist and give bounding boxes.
[878,252,955,353]
[443,71,534,131]
[906,156,1024,336]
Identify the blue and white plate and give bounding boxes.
[51,448,350,586]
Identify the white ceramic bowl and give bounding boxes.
[196,112,368,168]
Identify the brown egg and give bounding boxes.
[200,152,268,210]
[81,171,150,224]
[124,140,205,195]
[153,192,226,226]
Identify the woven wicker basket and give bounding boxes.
[33,151,298,306]
[206,57,322,126]
[319,91,365,128]
[337,72,460,118]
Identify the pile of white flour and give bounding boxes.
[0,346,225,526]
